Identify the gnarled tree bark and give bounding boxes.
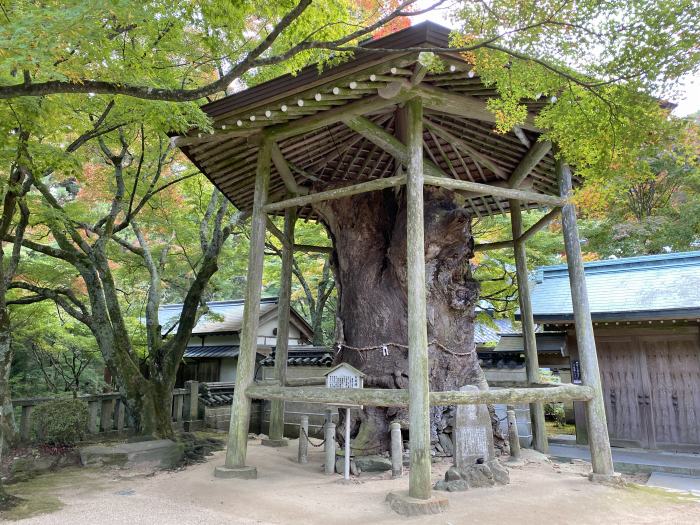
[315,185,485,453]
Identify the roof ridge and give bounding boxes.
[160,296,279,310]
[538,251,700,278]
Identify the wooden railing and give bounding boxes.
[13,380,201,443]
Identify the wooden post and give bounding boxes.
[557,159,615,479]
[215,138,271,480]
[509,201,548,453]
[265,206,296,447]
[405,96,432,500]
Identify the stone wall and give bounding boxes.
[204,400,264,433]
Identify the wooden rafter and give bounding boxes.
[508,140,553,188]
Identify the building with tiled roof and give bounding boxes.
[526,251,700,451]
[158,297,313,385]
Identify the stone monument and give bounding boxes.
[434,386,509,492]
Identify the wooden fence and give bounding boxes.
[14,380,201,443]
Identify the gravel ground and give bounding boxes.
[7,440,700,525]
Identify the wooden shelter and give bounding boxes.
[174,22,615,511]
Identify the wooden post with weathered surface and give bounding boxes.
[215,138,271,480]
[264,206,297,448]
[557,159,615,479]
[405,97,432,501]
[509,201,548,453]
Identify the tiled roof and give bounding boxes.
[492,333,567,354]
[159,297,278,335]
[474,318,520,345]
[158,297,312,337]
[528,251,700,322]
[259,346,333,367]
[199,382,236,407]
[184,345,239,358]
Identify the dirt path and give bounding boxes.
[7,439,700,524]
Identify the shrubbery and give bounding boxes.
[544,402,566,427]
[31,398,89,446]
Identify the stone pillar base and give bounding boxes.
[588,472,623,485]
[261,438,289,447]
[385,491,449,516]
[214,465,258,479]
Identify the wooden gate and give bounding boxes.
[574,327,700,451]
[597,336,651,448]
[642,334,700,450]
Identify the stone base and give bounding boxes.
[386,491,449,516]
[80,439,184,470]
[214,465,258,479]
[434,460,510,492]
[589,472,624,485]
[261,438,289,447]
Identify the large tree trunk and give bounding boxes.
[316,186,485,454]
[109,365,176,440]
[0,313,16,452]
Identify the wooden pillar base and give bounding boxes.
[214,465,258,479]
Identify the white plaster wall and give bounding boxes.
[256,317,304,346]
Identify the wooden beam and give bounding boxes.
[173,129,254,147]
[474,240,513,252]
[266,217,290,249]
[424,119,508,179]
[294,244,332,254]
[557,159,615,478]
[410,63,429,85]
[271,143,308,195]
[510,202,548,454]
[262,174,406,212]
[245,383,595,407]
[266,207,296,445]
[343,115,565,207]
[513,126,531,148]
[343,114,454,182]
[405,97,432,501]
[217,138,271,478]
[415,83,540,132]
[508,140,552,188]
[519,207,561,243]
[285,376,325,387]
[423,175,566,207]
[266,92,414,142]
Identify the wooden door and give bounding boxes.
[642,334,700,450]
[596,336,650,448]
